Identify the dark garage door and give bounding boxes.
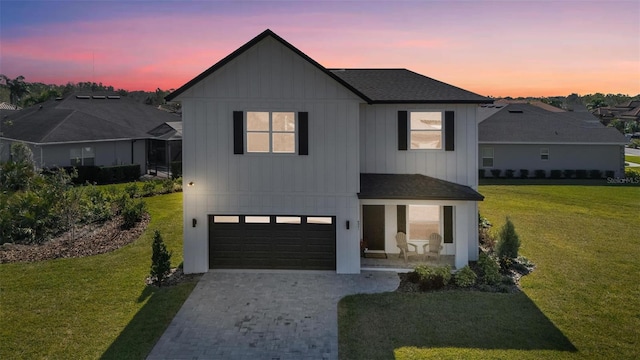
[209,215,336,270]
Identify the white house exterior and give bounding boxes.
[168,30,491,274]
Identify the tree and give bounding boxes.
[150,230,172,286]
[497,217,520,259]
[0,75,30,109]
[609,119,626,134]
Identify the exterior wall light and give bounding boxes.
[188,181,194,186]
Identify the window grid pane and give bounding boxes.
[246,111,296,153]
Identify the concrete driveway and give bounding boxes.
[147,270,399,360]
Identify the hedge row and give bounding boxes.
[480,169,615,179]
[46,165,141,185]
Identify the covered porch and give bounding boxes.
[357,173,484,272]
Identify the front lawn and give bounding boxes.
[625,154,640,164]
[0,193,196,359]
[339,185,639,359]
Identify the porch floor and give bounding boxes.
[360,254,455,272]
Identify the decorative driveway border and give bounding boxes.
[147,270,399,360]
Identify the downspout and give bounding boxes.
[131,139,135,164]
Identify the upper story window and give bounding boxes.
[246,111,296,153]
[481,147,494,167]
[70,146,95,166]
[410,111,442,149]
[540,148,549,161]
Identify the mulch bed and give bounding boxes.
[0,214,150,264]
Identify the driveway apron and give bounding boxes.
[147,271,399,360]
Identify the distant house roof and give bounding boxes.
[358,173,484,201]
[166,29,491,105]
[0,94,181,144]
[148,121,182,141]
[479,103,627,144]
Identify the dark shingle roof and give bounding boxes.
[359,173,484,201]
[166,29,491,105]
[0,94,180,144]
[479,104,627,144]
[330,69,491,104]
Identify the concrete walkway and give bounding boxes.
[147,270,399,360]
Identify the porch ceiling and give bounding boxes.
[358,173,484,201]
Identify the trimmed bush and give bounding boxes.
[413,265,452,291]
[453,265,477,287]
[490,169,501,178]
[477,252,501,285]
[576,170,588,179]
[505,169,515,178]
[534,170,546,179]
[96,164,140,184]
[589,169,603,179]
[150,230,172,286]
[550,170,562,179]
[625,168,640,179]
[497,217,521,259]
[563,169,575,179]
[121,197,146,229]
[605,170,615,178]
[519,169,529,178]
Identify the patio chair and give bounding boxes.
[423,233,443,261]
[396,232,418,262]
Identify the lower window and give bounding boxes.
[408,205,440,241]
[70,146,95,166]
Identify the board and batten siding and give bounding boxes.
[179,36,364,274]
[360,104,480,188]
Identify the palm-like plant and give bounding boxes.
[0,74,30,109]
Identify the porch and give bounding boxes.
[361,253,455,272]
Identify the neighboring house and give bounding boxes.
[478,103,627,177]
[0,93,181,174]
[591,100,640,124]
[167,29,492,274]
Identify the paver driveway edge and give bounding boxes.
[147,270,399,360]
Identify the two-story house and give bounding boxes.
[167,30,492,274]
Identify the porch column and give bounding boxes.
[454,203,471,269]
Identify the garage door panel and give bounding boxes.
[209,215,335,270]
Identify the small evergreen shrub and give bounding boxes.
[142,181,157,197]
[413,265,452,291]
[497,217,520,259]
[125,182,139,198]
[150,230,172,286]
[490,169,501,178]
[589,169,602,179]
[121,197,146,229]
[519,169,529,178]
[576,170,588,179]
[453,265,477,287]
[505,169,515,178]
[477,252,501,285]
[534,170,546,179]
[550,170,562,179]
[161,178,175,194]
[563,169,575,179]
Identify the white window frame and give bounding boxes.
[407,205,441,242]
[409,111,443,150]
[481,147,494,168]
[540,148,549,161]
[246,111,296,154]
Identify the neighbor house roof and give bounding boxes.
[479,103,627,144]
[166,29,491,105]
[358,173,484,201]
[0,94,181,144]
[148,121,182,141]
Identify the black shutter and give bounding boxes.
[298,112,308,155]
[233,111,243,154]
[444,206,453,244]
[398,111,408,150]
[444,111,455,151]
[397,205,406,233]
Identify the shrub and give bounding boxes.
[453,265,477,287]
[605,170,615,178]
[121,197,146,229]
[170,161,182,179]
[589,169,602,179]
[625,168,640,179]
[477,252,501,285]
[413,265,452,291]
[96,164,141,184]
[490,169,501,178]
[534,170,546,179]
[161,178,175,194]
[519,169,529,178]
[479,169,485,179]
[550,170,562,179]
[124,182,139,198]
[505,169,515,178]
[497,217,520,259]
[150,230,172,286]
[576,170,588,179]
[563,169,575,179]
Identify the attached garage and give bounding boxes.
[209,215,336,270]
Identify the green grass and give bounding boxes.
[625,155,640,164]
[0,192,197,360]
[339,186,639,359]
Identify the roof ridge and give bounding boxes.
[40,109,77,143]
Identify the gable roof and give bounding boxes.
[0,94,180,144]
[166,29,491,104]
[358,173,484,201]
[479,103,627,144]
[330,69,491,104]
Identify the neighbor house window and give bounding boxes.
[408,205,440,241]
[246,111,296,153]
[540,148,549,161]
[410,111,442,149]
[481,147,494,167]
[70,146,95,166]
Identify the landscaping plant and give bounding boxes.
[497,217,520,259]
[453,265,477,287]
[150,230,172,286]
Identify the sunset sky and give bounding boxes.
[1,0,638,98]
